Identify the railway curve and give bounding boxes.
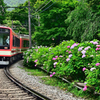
[2,65,51,100]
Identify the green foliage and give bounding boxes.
[24,39,100,93]
[33,0,77,46]
[65,0,100,42]
[4,0,37,36]
[85,0,100,13]
[0,0,6,24]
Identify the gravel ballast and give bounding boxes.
[9,60,85,100]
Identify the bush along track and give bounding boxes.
[23,39,100,95]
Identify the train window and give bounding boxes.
[23,40,29,47]
[13,36,20,47]
[0,33,10,46]
[13,36,15,46]
[0,28,10,33]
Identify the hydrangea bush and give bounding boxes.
[23,39,100,93]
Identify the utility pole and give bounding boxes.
[12,20,13,29]
[28,1,32,48]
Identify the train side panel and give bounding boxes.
[0,26,29,65]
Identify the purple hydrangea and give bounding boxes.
[82,54,86,58]
[78,47,84,51]
[95,63,100,66]
[96,48,100,51]
[70,43,79,49]
[83,67,86,71]
[84,46,91,51]
[53,62,57,66]
[66,58,70,62]
[81,50,86,55]
[69,54,72,58]
[90,68,96,71]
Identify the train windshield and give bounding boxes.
[0,33,10,45]
[0,28,10,49]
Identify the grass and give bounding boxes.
[18,66,100,100]
[18,66,47,76]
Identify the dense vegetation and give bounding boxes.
[24,39,100,93]
[0,0,6,24]
[1,0,100,97]
[1,0,100,44]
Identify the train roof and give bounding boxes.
[0,26,29,39]
[19,34,29,39]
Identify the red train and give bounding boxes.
[0,26,29,65]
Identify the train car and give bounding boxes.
[0,26,29,65]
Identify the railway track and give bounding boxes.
[0,65,51,100]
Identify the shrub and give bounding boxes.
[24,39,100,92]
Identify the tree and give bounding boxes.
[85,0,100,13]
[0,0,6,24]
[65,0,100,42]
[32,0,77,46]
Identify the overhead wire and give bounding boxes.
[32,0,58,16]
[35,0,52,13]
[1,0,58,28]
[39,0,58,13]
[35,0,49,12]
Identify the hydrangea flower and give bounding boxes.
[70,43,79,49]
[95,63,100,66]
[55,56,58,58]
[68,51,71,53]
[84,46,91,51]
[90,41,98,45]
[69,54,72,58]
[50,74,53,77]
[97,45,100,48]
[90,68,96,71]
[52,72,56,75]
[67,46,70,48]
[84,82,87,85]
[59,55,63,57]
[81,50,86,55]
[53,62,57,66]
[66,58,70,62]
[82,54,86,58]
[70,46,74,49]
[93,41,98,45]
[83,86,87,91]
[83,67,86,71]
[35,64,37,67]
[90,41,93,43]
[78,47,84,51]
[96,48,100,51]
[52,58,57,60]
[34,59,38,63]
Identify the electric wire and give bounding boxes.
[35,0,49,12]
[39,0,58,13]
[1,0,58,28]
[32,0,58,16]
[35,0,52,13]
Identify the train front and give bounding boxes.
[0,26,11,65]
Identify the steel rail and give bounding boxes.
[4,66,51,100]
